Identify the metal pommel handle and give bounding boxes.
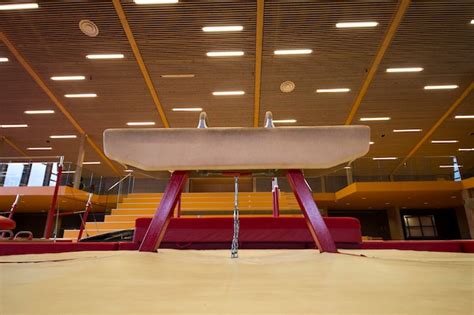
[197,112,209,128]
[264,111,275,128]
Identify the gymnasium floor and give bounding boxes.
[1,249,473,314]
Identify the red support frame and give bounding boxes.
[44,162,63,239]
[286,169,338,253]
[272,183,280,217]
[139,171,188,252]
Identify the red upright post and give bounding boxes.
[77,193,93,241]
[286,169,337,253]
[139,171,188,252]
[272,182,280,217]
[174,193,182,218]
[7,194,20,221]
[44,160,63,239]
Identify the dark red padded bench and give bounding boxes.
[134,217,362,249]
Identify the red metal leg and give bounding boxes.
[44,162,63,239]
[139,171,188,252]
[286,169,338,253]
[174,193,182,218]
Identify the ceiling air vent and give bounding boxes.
[280,81,295,93]
[79,20,99,37]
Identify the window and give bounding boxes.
[403,215,437,239]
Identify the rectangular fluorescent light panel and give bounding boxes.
[393,129,422,133]
[386,67,423,73]
[274,49,312,55]
[424,85,458,90]
[51,76,86,81]
[273,119,297,124]
[50,135,77,139]
[372,157,397,161]
[27,147,52,151]
[134,0,178,4]
[127,122,156,126]
[0,57,9,62]
[83,161,101,165]
[458,148,474,152]
[0,3,39,10]
[316,88,350,93]
[431,140,458,144]
[202,26,243,32]
[65,93,97,98]
[172,108,203,112]
[24,110,55,114]
[206,51,244,57]
[360,117,391,121]
[212,91,245,96]
[439,165,463,168]
[0,124,28,128]
[336,22,378,28]
[369,141,375,145]
[86,54,124,59]
[455,115,474,119]
[161,74,195,78]
[62,171,76,174]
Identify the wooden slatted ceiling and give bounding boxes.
[260,1,397,126]
[0,0,472,177]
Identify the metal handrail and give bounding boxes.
[107,173,132,192]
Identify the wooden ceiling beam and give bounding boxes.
[391,82,473,175]
[344,0,411,125]
[253,0,265,127]
[0,32,121,176]
[1,136,28,157]
[113,0,170,128]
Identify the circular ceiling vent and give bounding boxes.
[79,20,99,37]
[280,80,295,93]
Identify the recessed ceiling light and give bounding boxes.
[372,157,397,160]
[134,0,178,3]
[172,108,203,112]
[424,85,458,90]
[344,166,351,169]
[359,117,391,121]
[0,3,39,10]
[212,91,245,96]
[273,119,297,124]
[126,122,156,126]
[316,88,350,93]
[439,165,463,168]
[386,67,423,73]
[86,54,124,59]
[202,26,243,32]
[454,115,474,119]
[274,49,312,55]
[393,129,422,133]
[64,93,97,98]
[206,51,244,57]
[83,161,101,165]
[431,140,458,144]
[124,169,134,173]
[49,135,77,139]
[0,124,28,128]
[336,22,378,28]
[471,20,474,24]
[24,110,55,115]
[51,76,86,81]
[160,74,195,78]
[458,148,474,152]
[369,141,375,145]
[27,147,52,151]
[0,57,9,62]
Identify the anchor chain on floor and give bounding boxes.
[231,176,239,259]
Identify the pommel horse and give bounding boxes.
[103,112,370,254]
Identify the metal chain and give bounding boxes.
[231,176,239,258]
